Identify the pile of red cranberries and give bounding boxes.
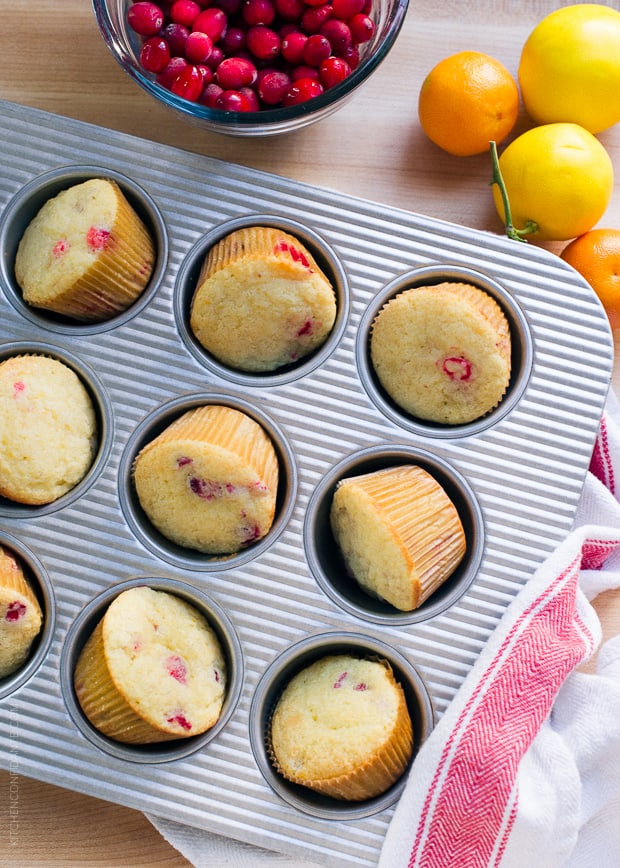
[126,0,376,112]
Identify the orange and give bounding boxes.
[418,51,520,157]
[560,229,620,328]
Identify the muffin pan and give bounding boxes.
[0,99,613,866]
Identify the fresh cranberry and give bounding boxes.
[171,64,205,100]
[216,56,258,88]
[163,22,190,55]
[246,25,280,60]
[282,77,323,105]
[193,8,228,42]
[197,63,214,84]
[319,55,350,87]
[127,2,165,36]
[332,0,364,16]
[200,81,224,106]
[140,36,171,72]
[184,30,214,62]
[281,31,307,64]
[302,34,331,66]
[215,89,253,110]
[341,43,360,70]
[275,0,305,20]
[301,4,332,34]
[290,63,320,81]
[258,69,292,104]
[320,19,351,54]
[348,13,375,43]
[205,46,225,69]
[170,0,201,26]
[221,26,247,54]
[242,0,276,26]
[240,86,261,110]
[157,55,188,87]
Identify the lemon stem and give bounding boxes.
[489,141,538,243]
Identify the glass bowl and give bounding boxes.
[91,0,410,136]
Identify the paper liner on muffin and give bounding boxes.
[267,656,414,801]
[73,619,178,744]
[136,404,279,496]
[0,546,43,678]
[330,465,466,611]
[16,179,155,322]
[197,226,327,281]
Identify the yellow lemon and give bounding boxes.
[491,123,614,243]
[518,4,620,134]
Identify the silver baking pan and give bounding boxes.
[0,99,612,866]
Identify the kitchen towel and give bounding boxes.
[148,389,620,868]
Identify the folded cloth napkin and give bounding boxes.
[148,390,620,868]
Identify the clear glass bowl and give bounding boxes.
[91,0,410,136]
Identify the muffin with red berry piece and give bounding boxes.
[0,546,43,679]
[330,465,466,611]
[189,226,337,372]
[132,404,279,554]
[73,586,226,744]
[269,654,413,800]
[370,283,512,425]
[0,354,97,505]
[15,178,155,322]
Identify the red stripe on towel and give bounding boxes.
[409,553,595,868]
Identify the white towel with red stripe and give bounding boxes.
[379,388,620,868]
[149,390,620,868]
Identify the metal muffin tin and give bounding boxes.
[0,99,613,866]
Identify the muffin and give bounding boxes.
[190,226,337,372]
[370,282,512,424]
[330,465,466,611]
[0,354,98,505]
[15,178,155,322]
[0,546,43,678]
[74,586,227,744]
[269,654,413,800]
[133,404,279,554]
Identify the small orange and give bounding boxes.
[560,229,620,328]
[418,51,520,157]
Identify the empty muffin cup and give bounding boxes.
[61,576,244,763]
[119,392,297,570]
[249,631,434,819]
[0,531,55,700]
[0,342,113,517]
[0,164,168,334]
[175,214,349,387]
[304,445,484,625]
[357,264,532,438]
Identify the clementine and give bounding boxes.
[560,229,620,329]
[418,51,519,157]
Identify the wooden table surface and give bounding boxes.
[1,1,619,864]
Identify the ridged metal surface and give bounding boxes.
[0,99,613,866]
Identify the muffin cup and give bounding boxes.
[0,531,55,700]
[175,214,349,387]
[305,445,484,625]
[249,631,434,820]
[119,392,297,571]
[0,342,114,518]
[0,165,168,335]
[357,264,532,438]
[61,577,244,763]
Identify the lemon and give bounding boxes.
[519,4,620,134]
[491,123,614,242]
